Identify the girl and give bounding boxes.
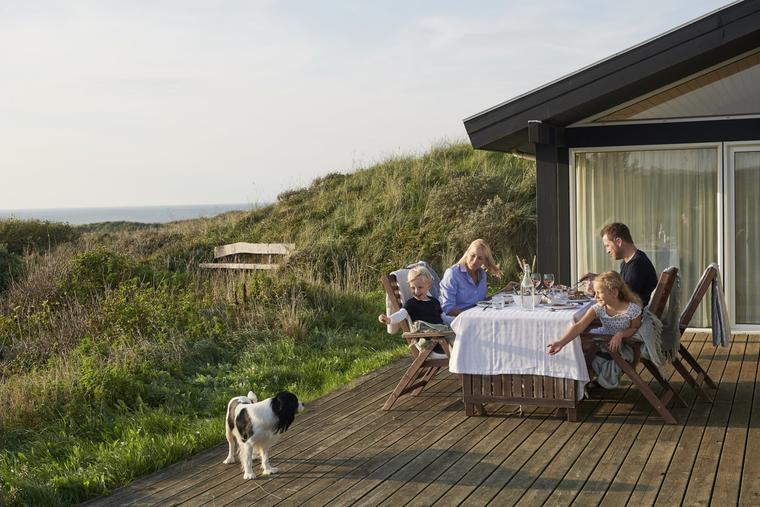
[378,266,452,359]
[547,271,642,389]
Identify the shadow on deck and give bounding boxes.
[81,332,760,506]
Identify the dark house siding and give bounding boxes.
[465,1,760,282]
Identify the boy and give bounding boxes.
[378,266,452,359]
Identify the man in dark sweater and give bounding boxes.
[582,222,659,307]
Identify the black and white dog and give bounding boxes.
[223,391,304,479]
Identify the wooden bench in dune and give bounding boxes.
[199,242,295,270]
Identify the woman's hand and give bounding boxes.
[547,341,564,355]
[609,333,624,352]
[378,314,390,325]
[499,281,519,293]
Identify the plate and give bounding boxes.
[476,301,491,307]
[547,304,578,311]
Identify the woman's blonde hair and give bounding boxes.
[407,266,433,286]
[594,271,641,306]
[457,239,503,278]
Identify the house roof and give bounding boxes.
[464,0,760,154]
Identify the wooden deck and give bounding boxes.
[82,332,760,506]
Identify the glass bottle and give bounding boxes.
[520,262,535,311]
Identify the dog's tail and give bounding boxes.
[247,391,258,403]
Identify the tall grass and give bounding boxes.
[0,142,536,505]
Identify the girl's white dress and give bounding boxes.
[589,302,642,389]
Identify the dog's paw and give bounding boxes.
[223,457,236,464]
[243,472,255,480]
[261,466,279,476]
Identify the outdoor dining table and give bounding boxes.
[449,299,593,421]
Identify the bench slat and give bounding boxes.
[213,242,295,258]
[199,262,278,270]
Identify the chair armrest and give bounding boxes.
[580,332,638,344]
[401,331,455,340]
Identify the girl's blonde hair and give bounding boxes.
[457,239,503,278]
[407,266,432,285]
[594,271,641,307]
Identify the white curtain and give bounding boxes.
[735,151,760,324]
[575,148,718,326]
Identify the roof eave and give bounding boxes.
[465,0,760,152]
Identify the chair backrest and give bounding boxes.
[647,266,679,320]
[382,274,412,334]
[678,264,719,333]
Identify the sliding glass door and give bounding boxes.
[729,143,760,326]
[573,145,719,326]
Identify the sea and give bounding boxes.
[0,203,253,225]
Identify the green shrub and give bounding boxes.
[60,248,144,300]
[0,219,79,255]
[0,243,22,292]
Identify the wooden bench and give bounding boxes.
[199,242,295,270]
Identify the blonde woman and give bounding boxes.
[439,239,503,317]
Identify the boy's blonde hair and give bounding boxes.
[594,271,642,307]
[407,266,433,286]
[457,239,503,278]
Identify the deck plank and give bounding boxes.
[403,405,545,506]
[712,335,756,506]
[376,414,510,506]
[677,334,746,506]
[537,366,653,507]
[149,365,413,507]
[231,378,464,506]
[625,332,721,506]
[596,332,711,506]
[78,333,755,507]
[639,332,732,506]
[740,335,760,506]
[502,378,641,506]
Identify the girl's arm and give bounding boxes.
[547,307,597,355]
[609,315,642,352]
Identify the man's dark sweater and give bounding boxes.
[620,249,658,307]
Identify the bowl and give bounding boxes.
[510,294,543,308]
[546,292,568,304]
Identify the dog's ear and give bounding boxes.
[272,392,299,434]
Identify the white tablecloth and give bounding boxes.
[449,303,592,400]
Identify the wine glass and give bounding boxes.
[531,272,542,291]
[543,273,555,290]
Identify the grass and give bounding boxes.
[0,141,536,505]
[1,318,404,506]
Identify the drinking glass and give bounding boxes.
[531,272,542,290]
[543,273,555,289]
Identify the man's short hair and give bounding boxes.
[600,222,634,244]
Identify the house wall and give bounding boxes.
[537,117,760,281]
[536,118,760,327]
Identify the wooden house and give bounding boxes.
[464,0,760,329]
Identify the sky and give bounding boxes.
[0,0,733,210]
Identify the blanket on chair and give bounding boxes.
[710,262,731,347]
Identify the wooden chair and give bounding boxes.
[381,273,455,410]
[670,264,720,401]
[583,266,685,425]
